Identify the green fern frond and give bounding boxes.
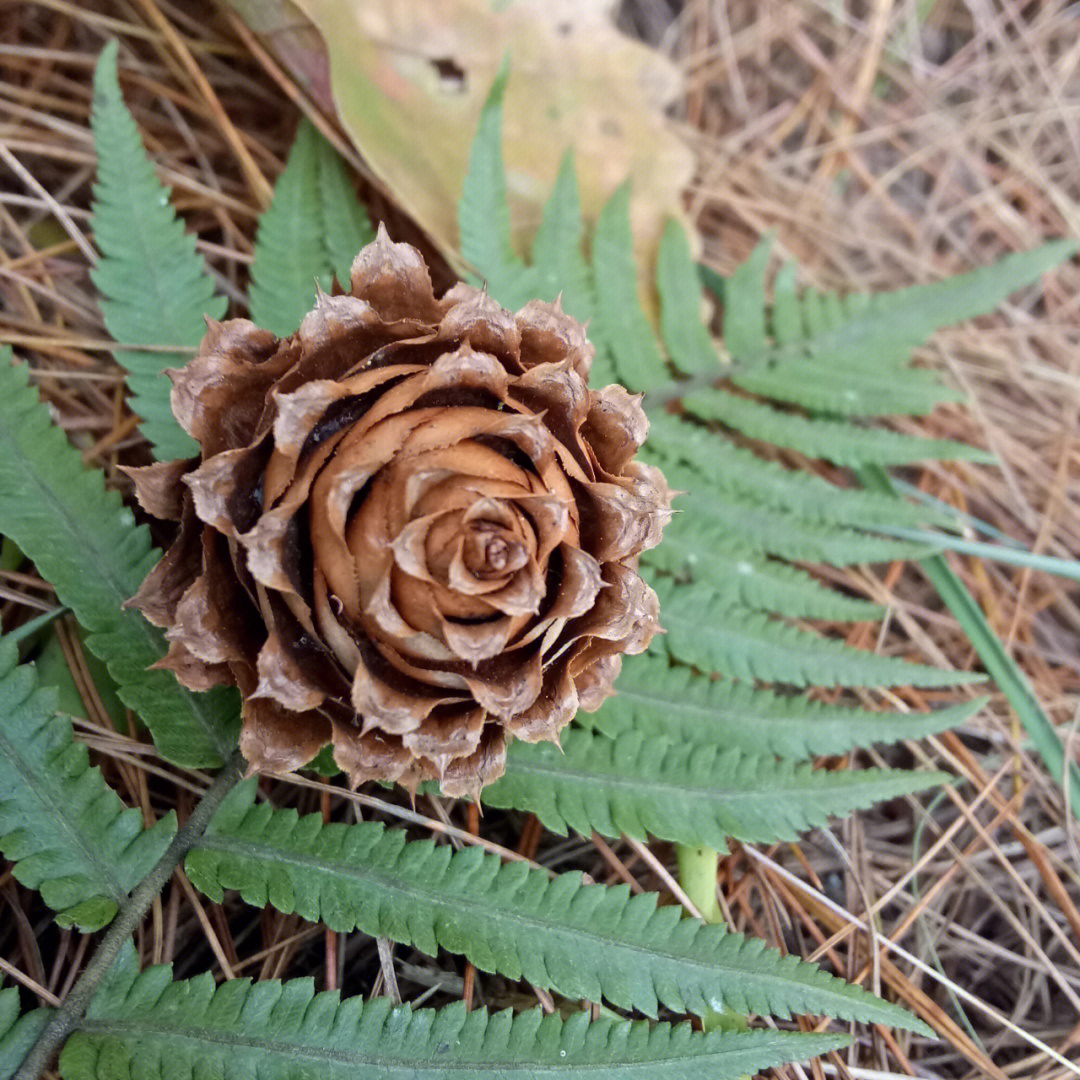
[0,988,49,1080]
[458,60,536,310]
[316,133,375,286]
[89,40,226,461]
[682,388,993,467]
[656,489,933,568]
[0,638,176,930]
[733,359,963,417]
[60,943,848,1080]
[770,260,802,344]
[644,413,957,532]
[0,351,240,767]
[485,728,951,853]
[582,652,983,758]
[188,781,919,1029]
[656,220,720,376]
[717,235,772,358]
[531,151,594,321]
[642,540,883,621]
[761,241,1079,370]
[718,237,1076,414]
[248,119,333,336]
[33,631,125,730]
[654,578,979,687]
[590,183,668,392]
[250,118,376,334]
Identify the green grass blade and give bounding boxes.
[860,463,1080,823]
[872,525,1080,583]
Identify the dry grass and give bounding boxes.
[1,1,1079,1078]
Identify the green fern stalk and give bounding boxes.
[674,846,750,1045]
[11,753,244,1080]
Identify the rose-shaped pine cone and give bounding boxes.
[126,227,673,798]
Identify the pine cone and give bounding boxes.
[127,228,673,796]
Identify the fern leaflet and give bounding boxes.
[531,151,594,321]
[248,119,332,336]
[642,540,884,622]
[0,350,240,766]
[718,238,1077,414]
[458,60,536,310]
[0,638,176,930]
[736,359,963,417]
[59,943,847,1080]
[767,242,1077,370]
[316,132,375,286]
[718,235,771,358]
[485,727,951,852]
[590,183,667,392]
[0,988,49,1080]
[582,652,984,758]
[644,412,957,532]
[770,260,802,343]
[653,578,979,687]
[656,219,721,375]
[188,781,922,1029]
[682,387,994,467]
[653,489,933,569]
[89,40,226,461]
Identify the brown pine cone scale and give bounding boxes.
[127,227,673,797]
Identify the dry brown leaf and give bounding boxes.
[223,0,694,269]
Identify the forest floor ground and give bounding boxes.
[2,2,1079,1077]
